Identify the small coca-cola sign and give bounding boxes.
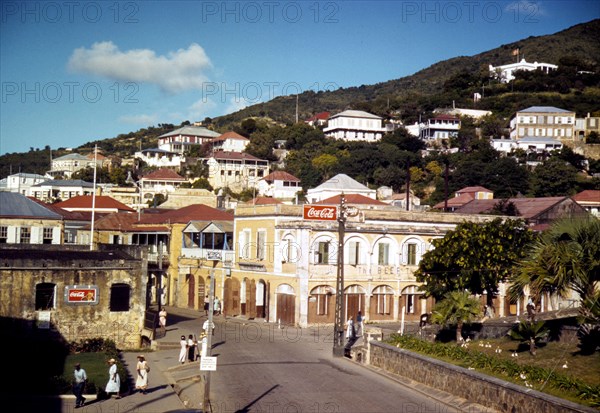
[303,205,338,221]
[64,286,99,304]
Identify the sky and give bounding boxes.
[1,0,598,155]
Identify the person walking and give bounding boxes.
[158,307,167,335]
[187,334,197,362]
[345,317,355,342]
[73,363,87,408]
[135,355,150,394]
[105,358,121,399]
[178,335,187,364]
[204,295,210,316]
[203,319,215,336]
[214,296,221,316]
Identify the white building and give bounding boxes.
[210,131,250,153]
[158,126,221,153]
[323,110,386,142]
[306,173,376,204]
[49,153,109,179]
[420,115,460,140]
[509,106,576,140]
[28,179,95,202]
[489,59,558,83]
[0,173,48,195]
[134,148,185,169]
[202,151,270,193]
[492,136,563,154]
[257,171,302,203]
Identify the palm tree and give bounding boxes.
[430,291,482,342]
[509,217,600,304]
[509,217,600,352]
[508,320,549,356]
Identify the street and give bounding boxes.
[203,318,495,413]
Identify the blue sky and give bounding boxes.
[1,1,598,155]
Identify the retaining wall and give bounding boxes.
[368,340,596,413]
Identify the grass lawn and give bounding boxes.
[467,336,600,388]
[62,353,127,395]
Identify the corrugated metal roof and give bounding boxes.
[519,106,572,113]
[311,174,372,191]
[31,179,94,188]
[159,126,220,138]
[0,192,62,219]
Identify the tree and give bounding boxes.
[509,217,600,310]
[508,320,549,356]
[312,154,338,181]
[529,157,579,197]
[431,291,482,342]
[416,218,535,314]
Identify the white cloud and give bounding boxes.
[118,114,157,124]
[68,41,212,94]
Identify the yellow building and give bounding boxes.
[230,200,499,327]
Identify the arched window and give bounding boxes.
[310,285,335,316]
[372,285,394,315]
[35,283,56,310]
[110,283,130,312]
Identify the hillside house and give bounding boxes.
[510,106,576,140]
[306,174,376,204]
[256,171,302,203]
[489,59,558,83]
[158,126,221,153]
[323,110,386,142]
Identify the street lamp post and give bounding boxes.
[126,171,143,220]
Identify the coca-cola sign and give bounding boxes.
[303,205,338,221]
[64,286,99,305]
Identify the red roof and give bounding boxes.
[457,186,492,194]
[212,131,249,142]
[55,195,135,212]
[433,193,475,210]
[431,114,460,121]
[91,212,169,231]
[141,203,233,225]
[141,168,186,181]
[306,112,330,122]
[572,190,600,204]
[246,197,283,205]
[315,194,386,205]
[261,171,300,182]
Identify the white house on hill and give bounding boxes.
[257,171,302,203]
[323,110,386,142]
[489,59,558,83]
[306,173,376,203]
[158,126,221,153]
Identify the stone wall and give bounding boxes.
[368,341,596,413]
[0,244,148,348]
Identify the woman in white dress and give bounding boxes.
[178,335,187,364]
[135,355,149,394]
[105,358,121,399]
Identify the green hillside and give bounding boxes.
[211,18,600,128]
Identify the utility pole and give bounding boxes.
[157,242,163,309]
[203,265,216,410]
[333,195,347,357]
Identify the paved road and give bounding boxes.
[14,307,495,413]
[199,317,496,413]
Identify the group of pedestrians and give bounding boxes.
[72,355,151,408]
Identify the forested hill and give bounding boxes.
[211,18,600,128]
[2,19,599,178]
